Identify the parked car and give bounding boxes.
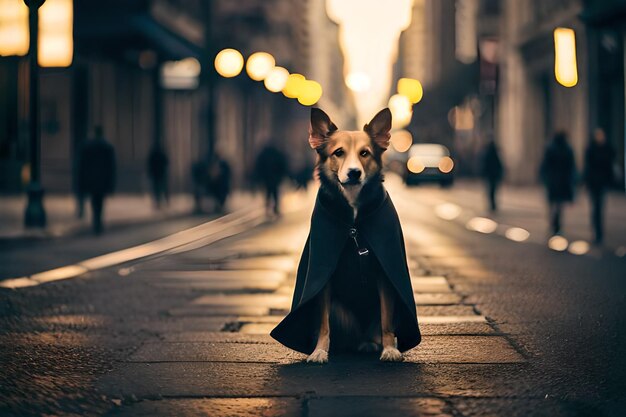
[404,144,455,187]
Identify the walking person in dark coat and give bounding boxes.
[147,145,169,209]
[207,152,231,213]
[78,126,116,234]
[480,137,504,212]
[584,128,615,244]
[539,131,577,236]
[255,143,288,216]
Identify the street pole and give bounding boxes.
[23,0,47,228]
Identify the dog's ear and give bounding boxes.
[364,108,392,151]
[309,108,337,150]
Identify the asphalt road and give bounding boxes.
[1,178,625,417]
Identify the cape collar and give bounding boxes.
[317,177,388,227]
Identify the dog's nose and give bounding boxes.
[347,168,362,181]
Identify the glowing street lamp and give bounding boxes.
[0,0,29,56]
[246,52,275,81]
[554,27,578,88]
[38,0,73,67]
[214,48,243,78]
[388,94,412,128]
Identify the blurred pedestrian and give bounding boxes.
[78,126,116,234]
[207,152,231,213]
[539,131,577,236]
[480,137,504,212]
[191,152,231,214]
[255,143,288,216]
[292,162,314,191]
[147,145,169,209]
[583,128,615,244]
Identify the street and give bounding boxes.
[1,177,625,416]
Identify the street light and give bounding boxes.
[214,48,243,78]
[0,0,29,56]
[23,0,47,228]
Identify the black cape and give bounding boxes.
[270,181,421,354]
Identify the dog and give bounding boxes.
[270,107,421,363]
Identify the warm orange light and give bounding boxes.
[438,156,454,173]
[246,52,275,81]
[390,130,413,153]
[0,0,29,56]
[39,0,74,67]
[407,157,425,174]
[297,80,323,106]
[282,73,305,98]
[214,48,244,78]
[388,94,412,128]
[397,78,423,104]
[346,72,371,92]
[548,235,568,251]
[554,27,578,88]
[264,66,289,92]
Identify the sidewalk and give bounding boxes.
[0,191,259,241]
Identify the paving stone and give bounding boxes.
[155,280,282,291]
[308,397,453,417]
[149,270,287,282]
[126,335,522,364]
[413,293,462,305]
[190,294,291,309]
[218,256,297,272]
[233,321,497,336]
[411,276,452,293]
[107,398,302,417]
[422,256,482,269]
[162,332,275,343]
[448,398,585,417]
[168,305,270,317]
[128,341,306,364]
[97,362,531,399]
[417,305,477,316]
[133,317,234,333]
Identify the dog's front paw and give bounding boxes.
[307,348,329,364]
[380,347,403,362]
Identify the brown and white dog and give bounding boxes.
[306,107,404,363]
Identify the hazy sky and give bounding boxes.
[326,0,413,126]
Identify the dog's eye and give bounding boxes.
[360,150,370,157]
[333,149,345,157]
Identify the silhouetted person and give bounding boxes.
[192,153,231,213]
[147,145,169,209]
[78,126,116,234]
[540,131,577,236]
[293,162,314,191]
[207,153,231,213]
[480,138,504,212]
[255,144,288,216]
[584,128,615,244]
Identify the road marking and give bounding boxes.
[0,207,265,289]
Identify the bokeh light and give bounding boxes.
[397,78,423,104]
[435,203,462,220]
[505,227,530,242]
[264,66,289,92]
[438,156,454,173]
[282,73,306,98]
[554,27,578,88]
[297,80,323,106]
[246,52,275,81]
[466,217,498,234]
[568,240,590,255]
[215,48,244,78]
[548,235,569,251]
[390,130,413,153]
[407,157,425,174]
[388,94,413,128]
[38,0,74,67]
[346,72,371,92]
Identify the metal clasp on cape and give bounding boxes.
[349,227,369,283]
